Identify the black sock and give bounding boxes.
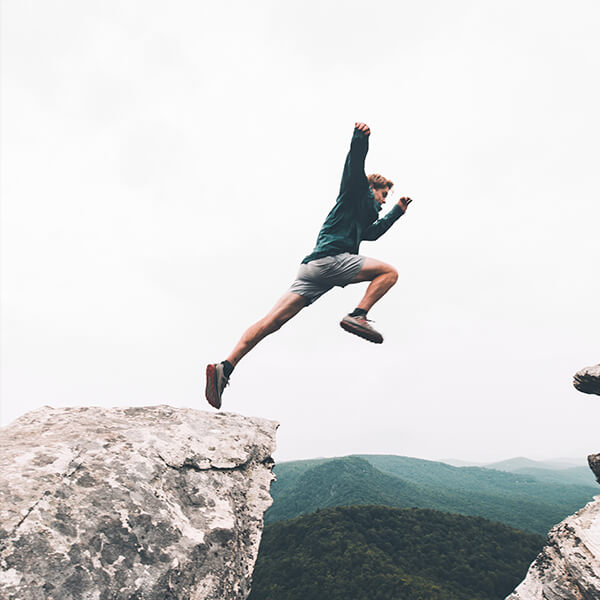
[349,308,368,318]
[222,360,234,378]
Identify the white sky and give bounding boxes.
[2,0,599,463]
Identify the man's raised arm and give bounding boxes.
[338,122,371,196]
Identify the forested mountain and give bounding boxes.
[250,505,544,600]
[267,455,598,534]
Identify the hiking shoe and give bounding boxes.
[340,314,384,344]
[205,363,229,409]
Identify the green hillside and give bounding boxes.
[266,456,428,523]
[250,505,544,600]
[267,455,598,534]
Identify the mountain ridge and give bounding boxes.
[267,454,598,534]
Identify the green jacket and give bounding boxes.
[302,128,405,264]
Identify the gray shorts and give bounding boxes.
[288,252,366,305]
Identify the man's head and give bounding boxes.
[368,173,394,205]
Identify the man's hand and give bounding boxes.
[398,197,412,212]
[355,122,371,136]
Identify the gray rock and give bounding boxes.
[573,363,600,395]
[0,406,278,600]
[505,459,600,599]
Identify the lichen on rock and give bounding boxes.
[0,406,278,600]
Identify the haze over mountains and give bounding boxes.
[481,456,595,487]
[442,456,586,469]
[486,456,585,469]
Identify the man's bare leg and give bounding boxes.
[351,258,399,310]
[226,292,308,367]
[339,257,398,343]
[206,292,308,408]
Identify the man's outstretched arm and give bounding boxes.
[338,122,371,196]
[362,197,413,241]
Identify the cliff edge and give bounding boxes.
[505,492,600,599]
[0,406,278,600]
[506,371,600,599]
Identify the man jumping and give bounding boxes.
[206,122,413,408]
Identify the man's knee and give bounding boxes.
[264,299,305,334]
[388,266,399,284]
[269,315,287,333]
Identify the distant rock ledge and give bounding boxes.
[573,363,600,395]
[0,406,278,600]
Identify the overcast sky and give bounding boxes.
[2,1,599,464]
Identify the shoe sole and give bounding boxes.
[340,319,384,344]
[205,364,222,409]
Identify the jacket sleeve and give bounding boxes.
[338,129,369,198]
[361,204,405,241]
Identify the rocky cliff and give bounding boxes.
[505,494,600,599]
[0,406,278,600]
[506,372,600,600]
